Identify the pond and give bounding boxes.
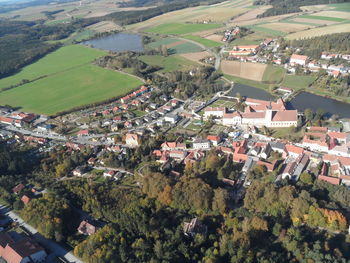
[289,91,350,118]
[228,84,350,118]
[228,83,275,101]
[81,33,144,52]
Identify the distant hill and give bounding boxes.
[254,0,350,17]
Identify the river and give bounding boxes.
[81,33,144,52]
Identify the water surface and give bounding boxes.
[82,33,144,52]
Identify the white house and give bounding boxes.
[290,54,308,66]
[204,107,226,119]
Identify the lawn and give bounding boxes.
[182,35,222,48]
[262,65,286,84]
[298,15,347,22]
[223,74,271,91]
[0,45,106,89]
[144,23,222,35]
[281,75,316,89]
[139,55,199,72]
[0,64,142,115]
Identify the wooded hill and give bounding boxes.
[254,0,350,17]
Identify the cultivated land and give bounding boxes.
[221,61,267,81]
[139,55,200,72]
[146,38,203,54]
[0,64,142,115]
[180,51,212,64]
[128,0,251,31]
[144,23,223,35]
[258,22,315,33]
[0,45,106,89]
[286,23,350,39]
[0,0,152,22]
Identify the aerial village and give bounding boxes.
[224,27,350,78]
[0,29,349,262]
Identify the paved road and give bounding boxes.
[0,205,84,263]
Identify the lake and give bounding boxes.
[229,83,274,101]
[289,91,350,118]
[81,33,144,53]
[228,84,350,118]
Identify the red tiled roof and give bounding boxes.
[77,130,89,135]
[242,112,265,119]
[12,184,25,194]
[271,110,297,122]
[328,131,347,140]
[21,195,31,205]
[291,54,308,61]
[207,135,220,142]
[318,175,340,185]
[284,144,304,155]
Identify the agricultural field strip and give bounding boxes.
[298,14,348,22]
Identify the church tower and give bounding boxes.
[265,101,273,127]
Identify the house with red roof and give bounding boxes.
[125,133,140,147]
[78,220,98,235]
[290,54,308,66]
[161,142,186,150]
[77,130,89,136]
[0,233,47,263]
[21,195,31,205]
[12,184,25,194]
[207,135,221,146]
[0,116,13,125]
[283,144,304,158]
[318,175,341,185]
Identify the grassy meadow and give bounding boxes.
[0,45,106,88]
[139,55,199,72]
[0,45,142,115]
[0,64,142,115]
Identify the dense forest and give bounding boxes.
[1,134,350,262]
[254,0,350,18]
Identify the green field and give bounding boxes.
[146,37,203,54]
[144,23,222,35]
[0,45,106,88]
[223,74,271,91]
[281,75,316,89]
[140,55,199,72]
[182,35,222,48]
[248,26,287,37]
[262,65,286,84]
[298,15,347,22]
[0,64,142,115]
[328,3,350,11]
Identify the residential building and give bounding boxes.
[290,54,308,66]
[0,233,47,263]
[183,218,207,237]
[78,220,98,235]
[193,138,211,150]
[125,133,140,147]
